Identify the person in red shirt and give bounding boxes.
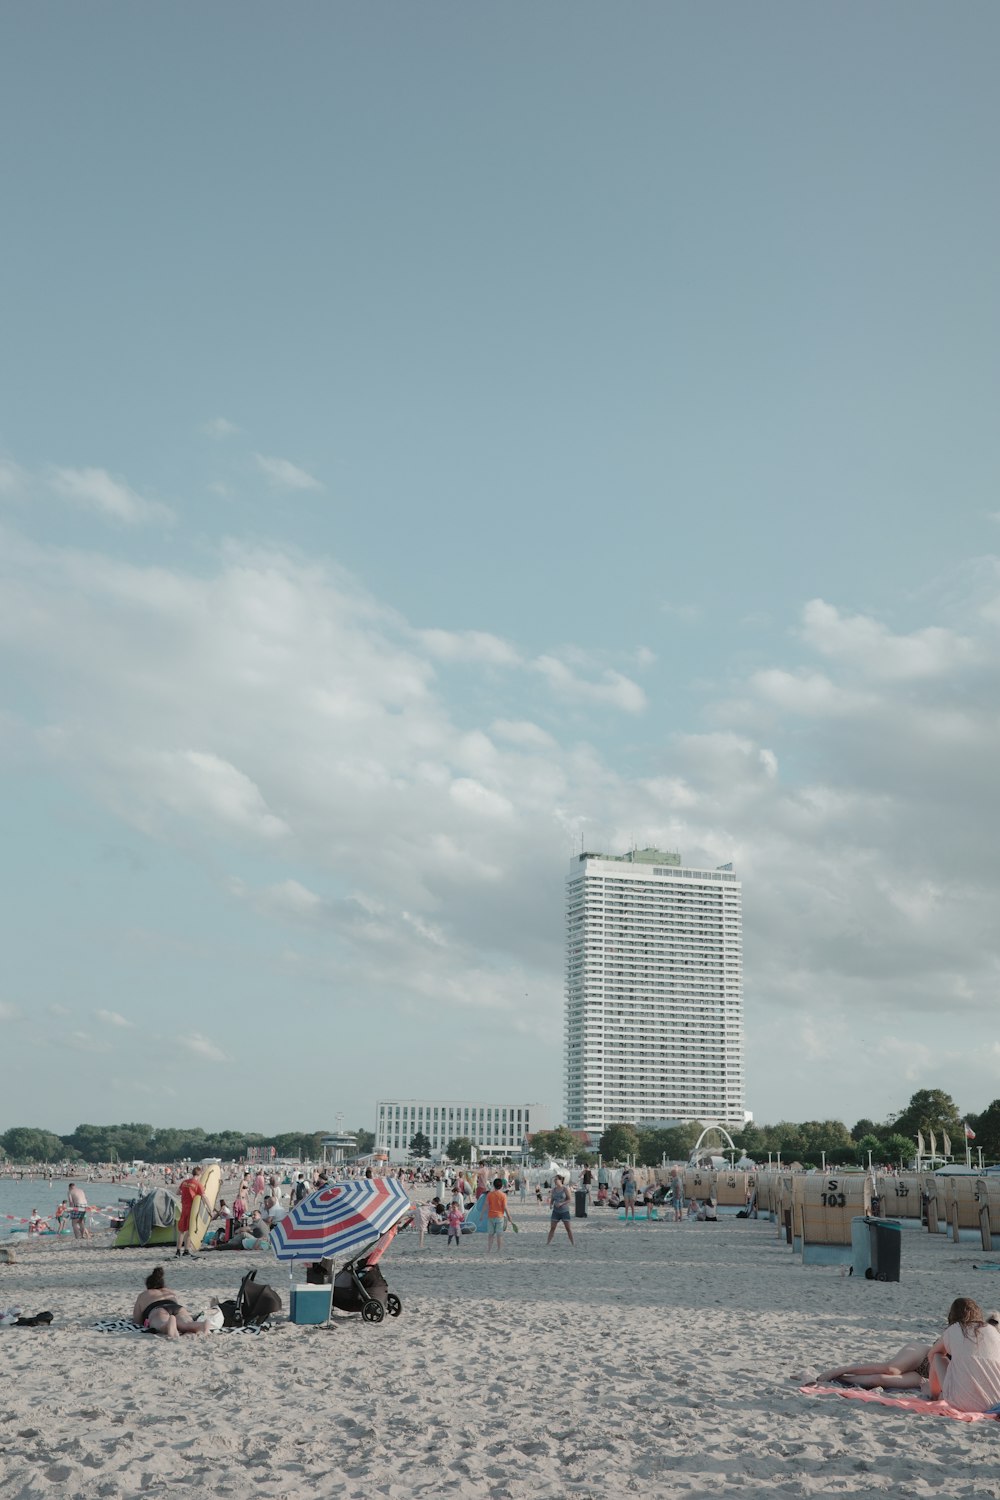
[176,1166,205,1257]
[485,1178,512,1254]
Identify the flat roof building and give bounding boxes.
[565,847,744,1133]
[375,1098,549,1163]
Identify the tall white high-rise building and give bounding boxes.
[565,848,744,1133]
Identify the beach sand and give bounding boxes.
[1,1202,998,1498]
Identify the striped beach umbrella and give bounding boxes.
[269,1177,411,1262]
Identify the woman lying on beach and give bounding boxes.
[133,1266,209,1338]
[816,1341,932,1390]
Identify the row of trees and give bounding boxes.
[0,1123,376,1165]
[591,1090,999,1168]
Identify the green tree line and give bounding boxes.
[0,1123,376,1165]
[528,1089,995,1169]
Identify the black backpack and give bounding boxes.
[219,1269,283,1328]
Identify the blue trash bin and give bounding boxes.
[851,1216,902,1280]
[851,1216,873,1278]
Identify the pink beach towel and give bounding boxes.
[800,1384,1000,1424]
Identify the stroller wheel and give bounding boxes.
[386,1293,402,1318]
[361,1299,385,1324]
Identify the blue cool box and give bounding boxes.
[289,1285,332,1324]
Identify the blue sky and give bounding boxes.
[2,4,1000,1137]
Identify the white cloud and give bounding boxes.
[490,719,556,750]
[639,775,699,811]
[660,601,701,624]
[50,466,175,526]
[533,655,646,713]
[179,1032,228,1062]
[750,668,870,717]
[0,1001,20,1021]
[419,628,520,666]
[449,777,514,820]
[801,599,977,680]
[672,731,777,790]
[201,417,239,438]
[401,910,448,947]
[96,1008,133,1028]
[56,1030,109,1054]
[167,751,288,838]
[253,454,322,491]
[229,876,324,922]
[0,459,25,496]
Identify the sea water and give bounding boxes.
[0,1177,133,1235]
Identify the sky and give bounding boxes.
[2,3,1000,1138]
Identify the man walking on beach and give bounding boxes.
[176,1166,204,1257]
[67,1182,92,1241]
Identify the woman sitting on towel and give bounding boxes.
[133,1266,209,1338]
[927,1298,1000,1412]
[815,1303,1000,1405]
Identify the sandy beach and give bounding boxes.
[2,1201,999,1498]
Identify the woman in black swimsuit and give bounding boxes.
[133,1266,209,1338]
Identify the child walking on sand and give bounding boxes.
[447,1199,465,1247]
[486,1177,512,1253]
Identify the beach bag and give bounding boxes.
[218,1298,241,1328]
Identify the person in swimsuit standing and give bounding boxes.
[546,1175,575,1246]
[68,1182,92,1241]
[622,1169,637,1223]
[133,1266,209,1338]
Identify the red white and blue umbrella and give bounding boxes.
[270,1177,411,1262]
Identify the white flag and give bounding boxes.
[943,1131,952,1157]
[930,1129,937,1158]
[917,1130,926,1156]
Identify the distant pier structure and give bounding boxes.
[321,1132,358,1166]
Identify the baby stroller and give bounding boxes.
[308,1247,403,1325]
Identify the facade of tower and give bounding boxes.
[565,848,744,1134]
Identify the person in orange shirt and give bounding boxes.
[485,1177,512,1254]
[176,1166,204,1257]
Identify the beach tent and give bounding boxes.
[113,1188,179,1248]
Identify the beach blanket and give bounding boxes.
[92,1318,270,1336]
[800,1385,1000,1423]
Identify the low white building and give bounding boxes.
[375,1098,549,1163]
